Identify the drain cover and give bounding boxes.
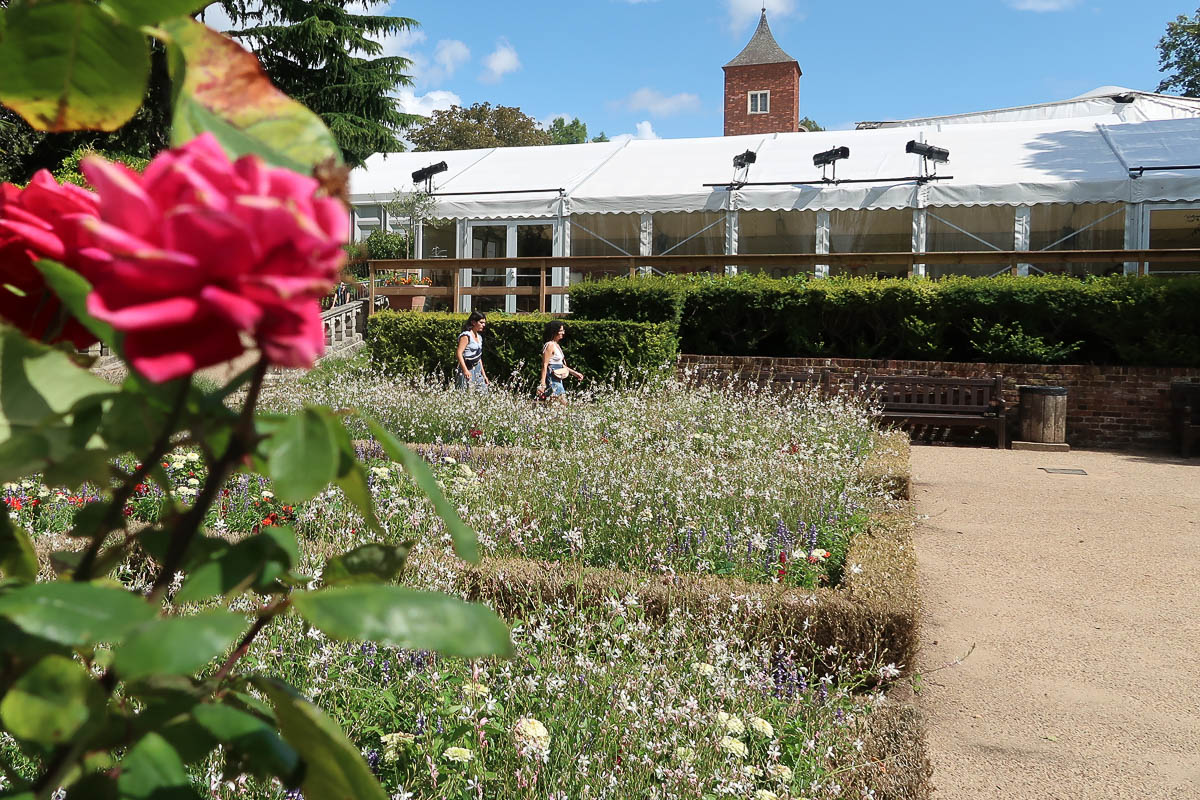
[1039,468,1087,475]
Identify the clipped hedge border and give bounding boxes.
[365,311,678,386]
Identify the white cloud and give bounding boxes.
[611,121,660,144]
[392,88,462,119]
[480,39,521,83]
[1007,0,1080,9]
[621,87,701,117]
[433,40,470,77]
[726,0,798,33]
[378,27,426,59]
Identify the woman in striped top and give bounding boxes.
[455,311,490,391]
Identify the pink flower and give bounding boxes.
[0,171,101,348]
[74,134,347,382]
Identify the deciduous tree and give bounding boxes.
[1158,9,1200,97]
[409,103,552,151]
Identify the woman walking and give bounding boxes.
[538,320,582,406]
[455,311,490,391]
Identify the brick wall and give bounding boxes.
[723,63,800,136]
[678,354,1200,450]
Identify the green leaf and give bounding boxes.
[32,260,116,348]
[254,677,387,800]
[0,582,157,647]
[0,0,149,132]
[43,448,112,491]
[136,529,228,572]
[174,527,298,604]
[324,411,381,532]
[0,325,118,483]
[0,654,103,744]
[117,732,198,800]
[191,703,301,784]
[292,585,512,659]
[114,610,246,682]
[101,0,213,27]
[162,17,341,172]
[361,414,480,564]
[0,509,38,583]
[265,407,339,503]
[65,773,117,800]
[322,542,414,587]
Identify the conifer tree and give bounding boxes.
[217,0,420,166]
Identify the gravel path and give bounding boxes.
[910,446,1200,800]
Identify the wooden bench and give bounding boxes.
[854,374,1007,449]
[770,368,831,395]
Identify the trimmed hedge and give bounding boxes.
[569,274,1200,366]
[365,311,678,385]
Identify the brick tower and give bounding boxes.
[723,10,802,136]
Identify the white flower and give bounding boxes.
[186,452,200,462]
[443,746,473,763]
[716,712,744,735]
[850,563,864,575]
[718,736,748,758]
[768,763,793,782]
[691,661,716,677]
[461,681,489,700]
[261,490,274,500]
[879,663,902,680]
[514,717,550,760]
[674,746,696,764]
[749,716,774,738]
[753,790,779,800]
[380,732,415,763]
[187,478,199,487]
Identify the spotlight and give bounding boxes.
[411,161,448,186]
[812,146,850,168]
[732,150,758,170]
[905,141,950,163]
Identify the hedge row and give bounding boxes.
[365,311,678,385]
[569,274,1200,366]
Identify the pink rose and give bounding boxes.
[0,171,101,348]
[75,134,348,382]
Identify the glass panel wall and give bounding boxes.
[738,210,817,277]
[926,206,1014,278]
[653,212,725,258]
[1147,207,1200,275]
[1029,203,1125,276]
[469,224,507,313]
[417,219,456,312]
[830,208,911,278]
[569,213,640,283]
[515,223,552,312]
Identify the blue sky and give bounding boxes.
[213,1,1192,141]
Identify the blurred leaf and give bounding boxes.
[0,509,38,583]
[136,529,229,572]
[117,732,199,800]
[0,0,149,132]
[101,0,213,27]
[0,654,103,744]
[0,582,156,647]
[0,618,72,663]
[64,773,117,800]
[292,585,512,658]
[255,677,387,800]
[362,414,480,564]
[161,17,341,172]
[175,527,297,603]
[264,407,339,503]
[192,703,302,784]
[321,541,414,587]
[33,260,116,348]
[324,411,381,532]
[0,325,118,483]
[44,449,112,491]
[114,610,246,682]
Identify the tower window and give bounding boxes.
[748,91,770,114]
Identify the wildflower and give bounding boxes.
[718,736,748,758]
[808,548,830,562]
[75,133,346,381]
[717,712,745,735]
[753,790,780,800]
[674,746,696,764]
[461,681,489,700]
[691,661,716,677]
[186,453,200,462]
[768,763,793,782]
[262,491,274,501]
[442,746,473,763]
[878,663,902,680]
[380,732,416,764]
[514,716,551,760]
[749,717,774,738]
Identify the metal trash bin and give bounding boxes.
[1018,385,1068,445]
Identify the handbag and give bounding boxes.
[551,366,570,379]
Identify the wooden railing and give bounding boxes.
[365,249,1200,315]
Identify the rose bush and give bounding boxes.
[74,133,348,381]
[0,171,101,347]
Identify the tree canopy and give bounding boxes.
[1158,9,1200,97]
[216,0,420,167]
[799,116,825,132]
[409,103,552,151]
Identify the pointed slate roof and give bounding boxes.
[724,11,799,69]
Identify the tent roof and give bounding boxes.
[350,103,1200,218]
[724,11,798,69]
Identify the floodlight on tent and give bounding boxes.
[906,141,950,163]
[732,150,758,170]
[411,161,448,190]
[812,146,850,168]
